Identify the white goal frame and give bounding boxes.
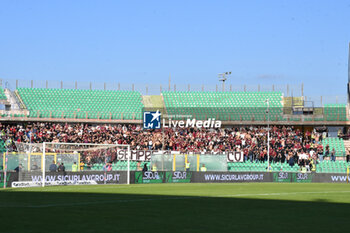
[41,142,131,187]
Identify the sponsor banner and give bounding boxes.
[273,172,314,183]
[273,172,292,183]
[116,150,243,162]
[165,171,192,183]
[313,173,350,183]
[10,171,350,185]
[12,180,97,188]
[192,172,272,183]
[192,172,348,184]
[18,171,128,185]
[135,171,165,184]
[291,173,314,183]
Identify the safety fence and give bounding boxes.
[1,78,303,96]
[1,79,346,106]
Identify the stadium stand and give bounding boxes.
[16,88,144,119]
[162,91,284,121]
[0,122,348,172]
[0,83,348,174]
[0,85,346,122]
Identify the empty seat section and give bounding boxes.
[322,137,345,157]
[324,104,347,121]
[17,88,144,120]
[162,91,283,121]
[317,160,349,173]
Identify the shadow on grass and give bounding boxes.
[0,190,348,233]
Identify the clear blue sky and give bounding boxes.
[0,0,349,97]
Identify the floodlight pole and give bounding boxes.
[218,72,231,92]
[266,99,270,170]
[42,142,46,187]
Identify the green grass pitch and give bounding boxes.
[1,183,350,233]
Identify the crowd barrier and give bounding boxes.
[1,171,350,187]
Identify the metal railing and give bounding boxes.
[0,109,348,123]
[1,78,305,96]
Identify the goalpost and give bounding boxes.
[14,142,130,187]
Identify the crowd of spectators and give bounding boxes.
[0,122,337,167]
[6,123,350,171]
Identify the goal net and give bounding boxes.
[12,142,130,187]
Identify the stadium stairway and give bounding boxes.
[142,95,164,109]
[0,88,28,118]
[4,89,21,110]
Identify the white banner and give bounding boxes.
[116,150,243,162]
[12,180,97,188]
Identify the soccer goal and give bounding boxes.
[12,142,130,187]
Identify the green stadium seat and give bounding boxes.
[324,104,347,121]
[0,87,7,100]
[162,91,283,121]
[322,137,346,157]
[17,88,144,120]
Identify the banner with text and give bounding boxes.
[192,172,272,183]
[165,171,192,183]
[135,171,165,184]
[116,150,243,162]
[17,171,128,185]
